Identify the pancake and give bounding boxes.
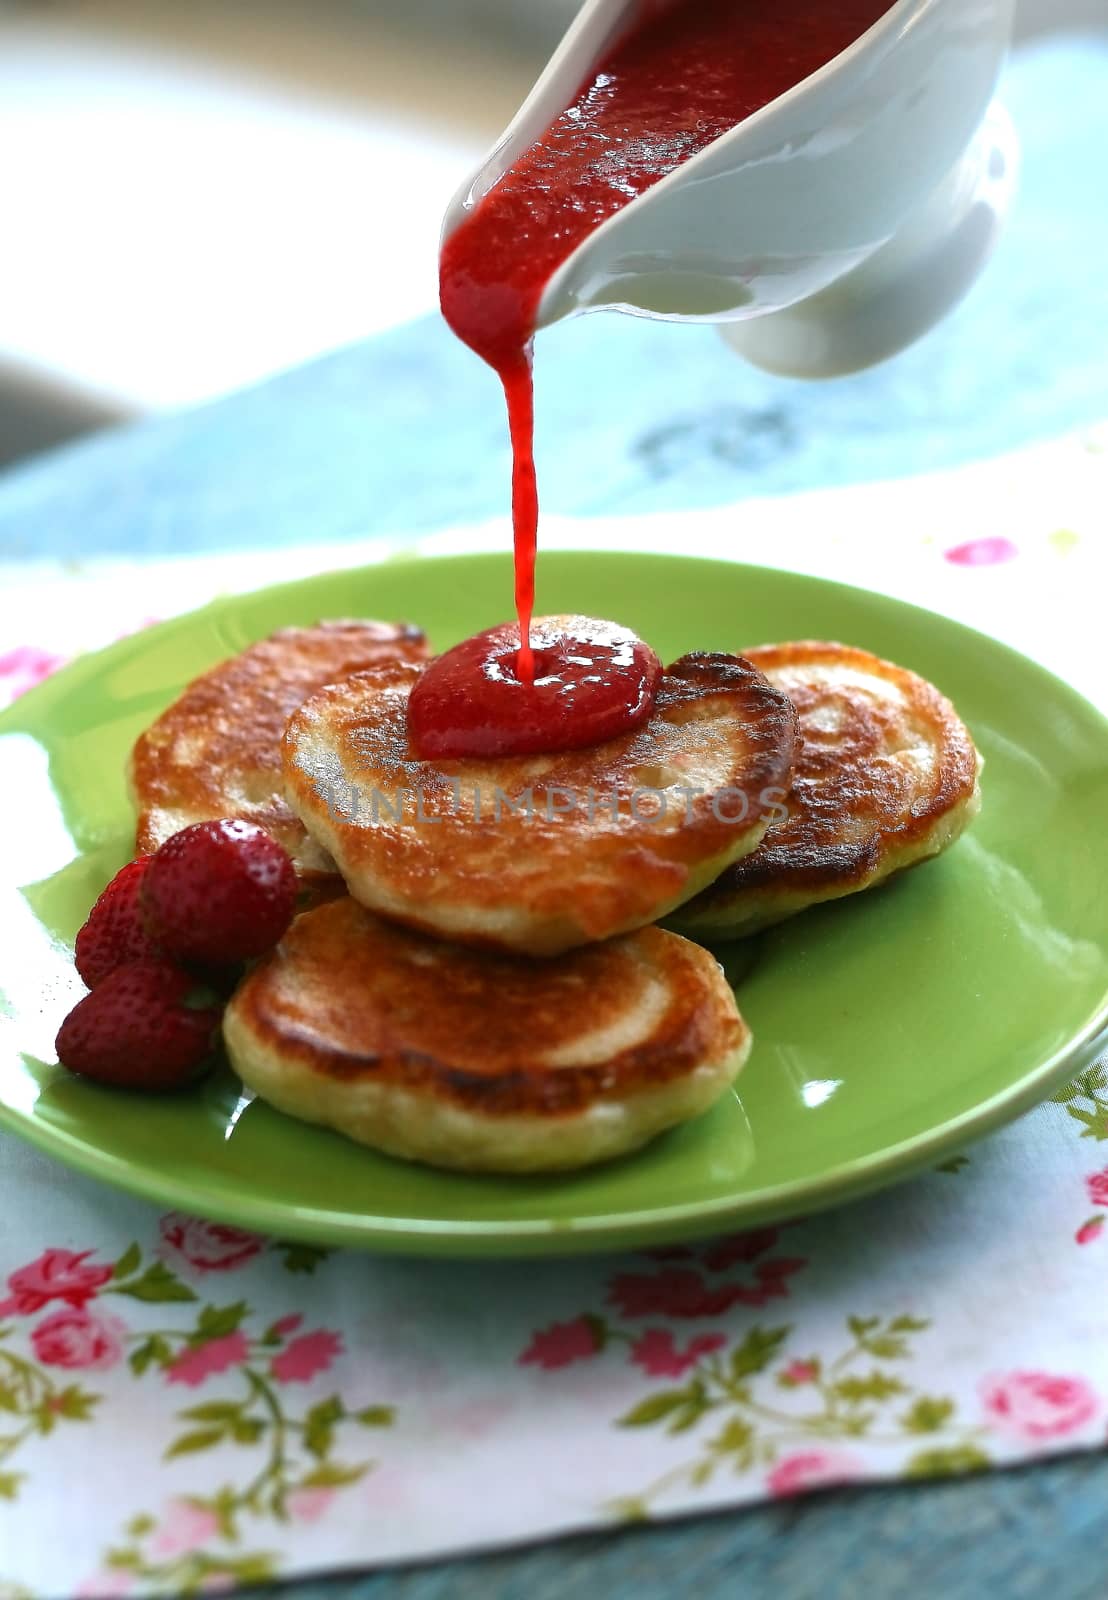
[129,620,428,877]
[669,640,982,939]
[282,630,798,955]
[223,897,750,1172]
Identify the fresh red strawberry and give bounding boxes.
[56,960,221,1091]
[74,856,162,987]
[142,819,297,966]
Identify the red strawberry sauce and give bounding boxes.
[431,0,893,754]
[407,617,661,760]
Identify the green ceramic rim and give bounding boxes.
[1,549,1106,1256]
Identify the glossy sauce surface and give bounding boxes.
[408,617,662,760]
[440,0,894,693]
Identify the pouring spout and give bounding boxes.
[439,0,641,247]
[442,0,1015,378]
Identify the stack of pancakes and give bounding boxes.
[129,619,980,1173]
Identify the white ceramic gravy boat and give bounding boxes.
[441,0,1018,378]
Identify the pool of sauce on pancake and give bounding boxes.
[419,0,894,760]
[408,618,661,760]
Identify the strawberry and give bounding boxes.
[56,960,221,1091]
[74,856,162,987]
[142,819,298,967]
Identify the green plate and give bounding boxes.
[2,551,1107,1256]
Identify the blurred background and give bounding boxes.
[1,0,1105,467]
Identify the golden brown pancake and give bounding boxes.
[669,640,982,939]
[223,897,750,1172]
[129,620,428,876]
[282,631,798,955]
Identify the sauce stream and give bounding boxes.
[437,0,893,745]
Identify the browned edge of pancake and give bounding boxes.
[228,899,745,1119]
[130,619,428,857]
[282,649,799,907]
[714,640,980,896]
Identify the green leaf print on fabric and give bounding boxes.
[1053,1066,1108,1141]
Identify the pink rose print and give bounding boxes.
[270,1329,343,1384]
[0,1247,113,1317]
[0,644,67,702]
[31,1307,127,1372]
[159,1213,264,1274]
[150,1499,221,1557]
[981,1371,1099,1440]
[609,1268,741,1319]
[76,1574,135,1598]
[166,1331,249,1387]
[520,1316,602,1370]
[768,1449,862,1498]
[362,1463,415,1512]
[1086,1168,1108,1209]
[943,536,1019,567]
[747,1257,809,1302]
[630,1329,726,1378]
[434,1396,516,1440]
[271,1313,304,1338]
[607,1261,803,1320]
[782,1359,820,1385]
[287,1485,338,1524]
[699,1229,780,1272]
[1076,1217,1105,1246]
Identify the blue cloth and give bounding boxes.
[0,35,1105,563]
[252,1452,1108,1600]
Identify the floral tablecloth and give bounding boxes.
[1,427,1107,1598]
